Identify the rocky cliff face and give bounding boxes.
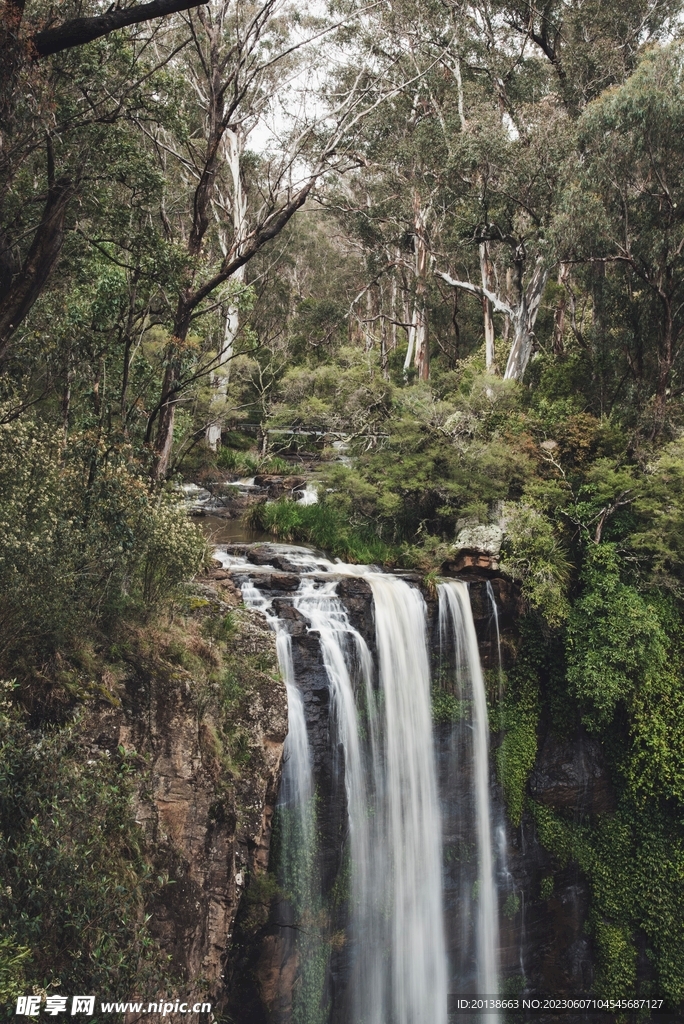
[79,579,287,1020]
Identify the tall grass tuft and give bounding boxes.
[244,498,395,565]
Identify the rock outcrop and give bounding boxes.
[80,588,287,1020]
[444,520,505,575]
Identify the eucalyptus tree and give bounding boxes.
[325,0,469,381]
[552,43,684,435]
[434,98,566,383]
[138,0,432,478]
[0,0,227,358]
[486,0,683,112]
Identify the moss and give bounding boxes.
[503,892,521,918]
[431,688,468,724]
[240,873,282,935]
[496,617,544,826]
[529,800,684,1005]
[593,920,637,998]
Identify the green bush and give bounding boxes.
[245,497,395,564]
[0,709,168,1004]
[495,618,543,826]
[0,420,206,687]
[500,503,572,625]
[566,545,668,729]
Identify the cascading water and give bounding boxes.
[285,565,447,1024]
[486,580,504,702]
[439,581,500,1012]
[487,583,526,986]
[363,573,447,1024]
[217,544,500,1022]
[235,568,320,1021]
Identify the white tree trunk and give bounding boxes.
[503,260,548,380]
[479,242,496,372]
[390,273,398,352]
[436,256,548,382]
[207,128,248,450]
[404,304,417,376]
[413,192,430,381]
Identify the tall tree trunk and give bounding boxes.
[206,128,247,450]
[152,359,180,482]
[0,160,74,359]
[413,193,430,381]
[380,314,389,379]
[403,300,417,376]
[503,260,548,380]
[152,298,192,481]
[479,241,496,371]
[552,263,568,355]
[390,273,398,352]
[651,294,675,439]
[437,257,547,382]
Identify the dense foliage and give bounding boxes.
[0,706,165,1007]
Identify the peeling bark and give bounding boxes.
[436,255,548,382]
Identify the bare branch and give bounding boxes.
[435,269,514,318]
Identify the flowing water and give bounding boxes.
[364,573,447,1024]
[438,581,500,1016]
[217,545,499,1021]
[486,580,504,702]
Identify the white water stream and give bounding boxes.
[366,573,448,1024]
[216,544,499,1020]
[439,581,500,1012]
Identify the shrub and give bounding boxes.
[0,419,206,689]
[500,502,572,625]
[0,710,167,1001]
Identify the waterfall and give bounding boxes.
[290,577,386,1023]
[364,573,448,1024]
[486,580,504,701]
[276,631,313,821]
[290,568,447,1024]
[439,581,500,1008]
[236,571,320,1021]
[297,483,319,506]
[216,544,501,1021]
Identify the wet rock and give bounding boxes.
[269,573,301,592]
[271,601,308,635]
[529,732,616,814]
[248,545,280,566]
[335,576,375,652]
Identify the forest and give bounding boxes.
[2,0,684,1018]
